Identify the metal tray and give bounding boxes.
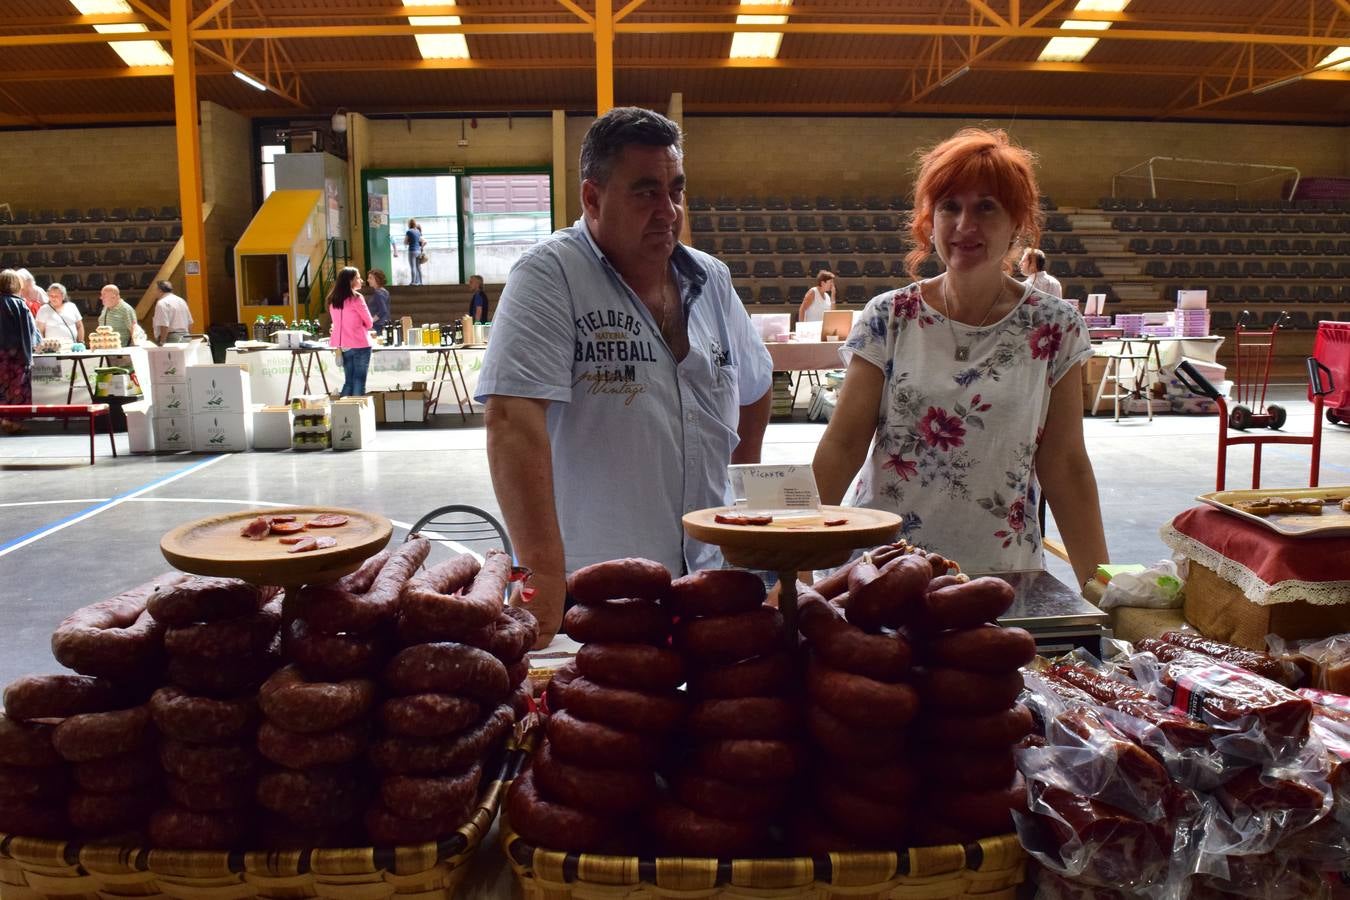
[1196,486,1350,538]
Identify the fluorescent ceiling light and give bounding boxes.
[939,65,971,87]
[1316,46,1350,72]
[1252,74,1303,94]
[70,0,173,68]
[1038,37,1100,62]
[1036,0,1128,62]
[403,0,470,59]
[730,1,792,60]
[233,70,269,91]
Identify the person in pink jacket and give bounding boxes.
[327,266,374,396]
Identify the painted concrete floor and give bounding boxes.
[1,384,1346,690]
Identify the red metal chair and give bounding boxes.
[1175,358,1334,491]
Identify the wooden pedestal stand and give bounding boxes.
[160,506,393,586]
[682,505,902,640]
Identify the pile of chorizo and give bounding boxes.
[368,547,534,845]
[508,558,678,853]
[658,567,796,858]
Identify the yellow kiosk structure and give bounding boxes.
[234,189,327,325]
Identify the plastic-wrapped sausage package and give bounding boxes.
[1019,661,1349,899]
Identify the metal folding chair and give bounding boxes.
[406,504,512,560]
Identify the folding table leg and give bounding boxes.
[88,414,96,466]
[106,413,117,458]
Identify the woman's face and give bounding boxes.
[352,275,363,292]
[47,287,64,307]
[822,277,835,292]
[932,186,1016,275]
[366,272,380,288]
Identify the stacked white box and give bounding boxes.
[252,405,294,450]
[185,365,254,452]
[331,398,376,450]
[134,342,209,452]
[191,413,253,452]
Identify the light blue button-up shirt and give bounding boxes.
[477,219,772,576]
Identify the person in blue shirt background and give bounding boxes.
[477,107,773,645]
[468,274,490,323]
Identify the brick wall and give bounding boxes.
[0,125,179,210]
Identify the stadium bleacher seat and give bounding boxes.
[143,225,166,243]
[688,196,711,211]
[748,237,771,254]
[789,196,812,210]
[803,236,826,254]
[1112,216,1139,232]
[743,216,766,232]
[795,215,818,231]
[1211,310,1235,330]
[781,260,805,279]
[1128,238,1150,254]
[816,196,839,210]
[108,207,129,221]
[691,214,714,232]
[102,248,127,266]
[1175,238,1198,254]
[1218,260,1242,278]
[1238,285,1262,303]
[1198,238,1221,254]
[828,236,852,254]
[39,228,64,245]
[713,195,735,210]
[1267,260,1290,278]
[734,284,752,303]
[132,207,153,221]
[882,236,905,256]
[1213,284,1237,303]
[25,250,51,269]
[753,261,778,278]
[112,272,136,293]
[775,237,799,254]
[889,260,907,279]
[847,215,868,231]
[1263,285,1287,303]
[1194,260,1218,278]
[836,261,861,279]
[721,237,745,254]
[807,260,831,277]
[843,284,867,304]
[864,196,887,211]
[841,197,864,211]
[1289,261,1313,279]
[873,215,896,232]
[863,260,886,278]
[758,286,783,304]
[1049,260,1072,278]
[1288,285,1312,304]
[726,259,748,277]
[1074,260,1102,279]
[1060,236,1085,254]
[128,248,151,266]
[739,196,762,210]
[769,215,791,231]
[59,208,81,223]
[1222,239,1245,254]
[717,215,738,231]
[855,237,878,254]
[765,197,787,211]
[822,215,845,232]
[888,195,910,210]
[52,249,75,268]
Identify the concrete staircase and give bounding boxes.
[386,285,476,327]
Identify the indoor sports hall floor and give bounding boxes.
[0,383,1344,690]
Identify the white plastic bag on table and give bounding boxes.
[1099,559,1184,612]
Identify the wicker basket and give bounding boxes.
[499,729,1026,900]
[0,746,514,900]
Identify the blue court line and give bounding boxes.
[0,454,224,557]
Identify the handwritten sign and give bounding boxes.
[729,464,821,513]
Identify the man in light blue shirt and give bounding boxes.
[477,107,773,644]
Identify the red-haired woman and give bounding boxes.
[812,128,1107,586]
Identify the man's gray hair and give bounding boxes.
[580,107,683,186]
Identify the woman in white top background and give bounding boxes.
[36,282,83,344]
[798,269,835,322]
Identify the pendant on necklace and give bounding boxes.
[954,345,970,362]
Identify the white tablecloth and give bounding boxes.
[225,346,484,412]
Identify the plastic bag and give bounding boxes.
[1099,559,1184,612]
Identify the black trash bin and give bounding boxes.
[208,323,247,364]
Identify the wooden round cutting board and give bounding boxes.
[160,507,392,585]
[682,505,902,571]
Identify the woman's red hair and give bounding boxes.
[904,128,1043,280]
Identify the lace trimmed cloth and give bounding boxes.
[1160,506,1350,607]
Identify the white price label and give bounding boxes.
[729,464,821,513]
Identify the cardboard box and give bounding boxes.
[153,416,191,453]
[1082,356,1109,413]
[332,397,376,450]
[124,401,154,453]
[153,381,191,417]
[383,391,406,424]
[187,365,252,414]
[191,412,253,453]
[145,343,205,384]
[373,391,387,424]
[252,405,293,450]
[1184,562,1350,649]
[403,390,427,423]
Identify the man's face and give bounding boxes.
[582,144,685,270]
[99,287,118,308]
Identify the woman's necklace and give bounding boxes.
[940,276,1003,362]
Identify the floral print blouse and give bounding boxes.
[841,281,1092,574]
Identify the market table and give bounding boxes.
[224,345,483,414]
[766,340,846,407]
[30,348,152,407]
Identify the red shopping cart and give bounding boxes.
[1312,320,1350,426]
[1227,310,1289,431]
[1176,357,1335,491]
